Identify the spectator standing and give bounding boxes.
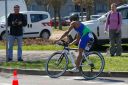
[7,5,27,61]
[105,3,122,56]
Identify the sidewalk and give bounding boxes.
[0,50,56,62]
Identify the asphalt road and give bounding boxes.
[0,73,128,85]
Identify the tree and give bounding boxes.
[25,0,34,10]
[24,0,33,6]
[126,0,128,3]
[72,0,94,20]
[83,0,94,20]
[24,0,31,5]
[36,0,51,11]
[49,0,67,29]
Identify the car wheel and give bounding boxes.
[40,31,50,39]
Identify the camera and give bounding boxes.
[14,19,19,26]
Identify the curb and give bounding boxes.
[0,68,128,77]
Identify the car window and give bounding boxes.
[30,14,48,23]
[91,16,100,18]
[118,8,128,19]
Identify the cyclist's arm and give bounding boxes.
[58,22,74,41]
[76,33,80,43]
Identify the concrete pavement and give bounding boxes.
[0,50,56,62]
[0,50,128,62]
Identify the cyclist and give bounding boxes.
[56,14,93,72]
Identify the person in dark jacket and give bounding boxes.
[7,5,27,61]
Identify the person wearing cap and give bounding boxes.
[105,3,122,56]
[56,14,93,72]
[7,5,27,61]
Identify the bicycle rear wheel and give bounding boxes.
[45,51,68,78]
[80,51,105,80]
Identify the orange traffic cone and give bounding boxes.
[12,70,19,85]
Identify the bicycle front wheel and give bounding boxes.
[45,51,68,78]
[80,51,105,80]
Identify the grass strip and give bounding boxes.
[0,56,128,72]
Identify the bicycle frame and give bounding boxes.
[61,47,76,67]
[56,40,94,68]
[61,47,92,69]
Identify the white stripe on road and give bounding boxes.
[64,77,102,84]
[64,77,83,80]
[81,81,103,84]
[0,83,11,85]
[104,83,128,85]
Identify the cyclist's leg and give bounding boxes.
[76,33,90,68]
[76,48,84,68]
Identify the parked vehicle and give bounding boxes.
[70,12,87,16]
[70,12,87,21]
[0,11,52,40]
[68,4,128,45]
[90,15,101,20]
[50,17,69,26]
[63,16,70,26]
[0,0,27,17]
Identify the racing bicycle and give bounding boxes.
[45,40,105,80]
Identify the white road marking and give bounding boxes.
[81,81,103,84]
[64,76,83,80]
[0,83,11,85]
[64,76,102,84]
[104,83,128,85]
[41,76,49,78]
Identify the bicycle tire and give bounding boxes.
[45,51,69,78]
[79,51,105,80]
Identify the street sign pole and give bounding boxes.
[5,0,8,62]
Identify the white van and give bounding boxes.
[68,4,128,45]
[0,0,27,17]
[0,11,52,40]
